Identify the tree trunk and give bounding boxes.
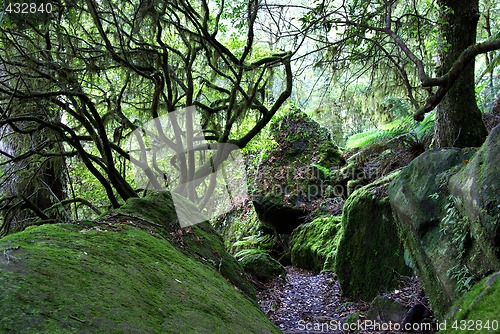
[434,0,487,148]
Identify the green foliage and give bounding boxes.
[440,196,469,249]
[0,0,293,223]
[345,112,435,150]
[440,195,474,294]
[310,163,330,176]
[234,247,269,260]
[213,197,266,254]
[67,157,114,219]
[233,233,278,258]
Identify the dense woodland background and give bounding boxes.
[0,0,499,235]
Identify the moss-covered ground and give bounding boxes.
[0,223,280,333]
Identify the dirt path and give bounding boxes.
[256,266,434,334]
[256,266,369,333]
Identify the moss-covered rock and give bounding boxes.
[440,272,500,334]
[252,111,343,233]
[367,296,408,323]
[335,172,411,301]
[214,198,263,254]
[239,252,286,283]
[388,149,475,317]
[290,216,342,272]
[388,142,499,319]
[0,223,280,333]
[117,191,256,299]
[449,124,500,263]
[318,141,344,167]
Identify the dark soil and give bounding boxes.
[256,266,436,334]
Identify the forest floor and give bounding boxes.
[256,266,435,334]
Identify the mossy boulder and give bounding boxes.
[388,148,477,237]
[0,223,280,333]
[252,111,343,233]
[290,216,342,272]
[239,252,286,283]
[214,198,265,254]
[367,296,408,323]
[449,124,500,262]
[335,172,411,301]
[388,140,500,319]
[440,272,500,334]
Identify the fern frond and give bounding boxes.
[346,113,435,150]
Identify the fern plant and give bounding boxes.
[440,195,474,294]
[345,112,435,150]
[232,233,277,260]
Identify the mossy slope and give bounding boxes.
[117,191,256,299]
[440,272,500,334]
[290,216,342,272]
[0,223,280,334]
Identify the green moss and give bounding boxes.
[239,251,286,282]
[118,191,256,299]
[335,172,411,301]
[440,272,500,334]
[318,141,343,167]
[290,216,342,272]
[0,224,280,334]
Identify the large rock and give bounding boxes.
[252,111,343,234]
[290,215,342,272]
[239,252,286,283]
[388,135,500,318]
[449,125,500,263]
[335,172,411,301]
[0,222,280,333]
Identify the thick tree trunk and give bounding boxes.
[434,0,487,148]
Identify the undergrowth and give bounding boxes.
[439,195,474,294]
[346,112,435,150]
